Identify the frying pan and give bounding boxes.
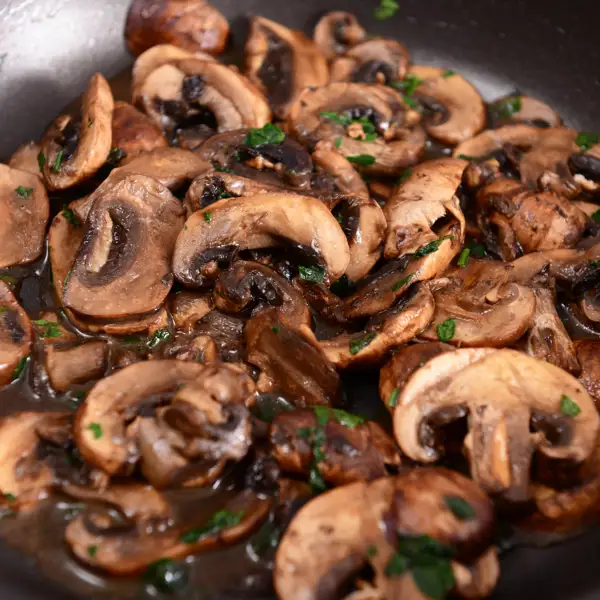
[0,0,599,599]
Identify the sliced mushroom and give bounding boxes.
[384,158,467,259]
[569,143,600,195]
[313,11,366,60]
[270,408,400,485]
[320,284,435,368]
[330,39,409,85]
[0,164,49,267]
[287,83,425,176]
[246,16,328,120]
[575,341,600,406]
[275,467,496,600]
[8,141,42,176]
[394,348,600,501]
[40,73,114,190]
[140,58,271,144]
[66,489,271,575]
[408,66,486,145]
[63,174,184,319]
[111,101,167,161]
[45,342,108,392]
[420,260,536,347]
[489,95,561,128]
[169,292,213,330]
[173,192,350,288]
[125,0,229,57]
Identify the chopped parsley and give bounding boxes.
[87,118,93,128]
[87,545,98,559]
[321,112,352,126]
[388,388,400,408]
[87,422,103,440]
[335,137,343,149]
[560,394,581,417]
[107,147,126,164]
[592,210,600,223]
[52,150,64,173]
[213,163,234,174]
[375,0,399,20]
[244,123,286,148]
[298,264,326,284]
[397,168,413,184]
[61,205,80,226]
[4,493,16,503]
[490,95,522,118]
[297,426,328,492]
[391,74,424,97]
[590,261,600,268]
[444,496,475,521]
[33,319,62,339]
[457,248,471,267]
[457,154,476,161]
[467,241,487,257]
[143,559,189,593]
[392,273,414,292]
[37,151,46,173]
[347,154,376,167]
[312,406,366,428]
[15,186,33,199]
[349,331,377,355]
[576,132,599,152]
[180,509,244,544]
[203,211,212,223]
[367,545,378,557]
[147,328,171,350]
[441,69,456,78]
[11,356,28,380]
[413,236,454,259]
[436,318,456,342]
[0,274,17,286]
[272,326,280,334]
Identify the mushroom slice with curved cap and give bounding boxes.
[246,16,329,120]
[40,73,114,190]
[111,101,167,162]
[140,58,271,145]
[407,66,486,145]
[66,488,271,575]
[569,142,600,195]
[0,164,49,267]
[8,141,42,177]
[384,157,468,259]
[173,192,350,288]
[379,342,453,412]
[330,39,409,85]
[420,260,536,347]
[63,174,184,320]
[0,282,33,386]
[394,348,600,502]
[246,312,342,408]
[287,83,425,176]
[168,292,213,330]
[321,284,435,368]
[270,408,400,486]
[275,467,496,600]
[313,11,366,60]
[125,0,229,57]
[45,341,108,392]
[575,341,600,407]
[489,94,562,128]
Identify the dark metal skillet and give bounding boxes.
[0,1,599,599]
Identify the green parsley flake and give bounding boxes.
[313,407,366,428]
[87,422,103,440]
[147,328,171,350]
[4,493,16,503]
[392,74,424,97]
[335,137,343,149]
[214,164,234,174]
[491,95,522,118]
[457,248,471,267]
[180,509,244,544]
[560,394,581,417]
[298,264,325,283]
[388,388,400,408]
[37,151,46,173]
[441,69,456,78]
[385,552,409,576]
[204,211,212,223]
[87,545,98,559]
[367,545,378,557]
[413,236,454,259]
[107,147,126,163]
[244,123,286,148]
[320,112,352,126]
[436,318,456,342]
[576,132,599,152]
[15,186,33,199]
[592,210,600,224]
[375,0,399,19]
[590,261,600,268]
[444,496,475,521]
[397,168,413,184]
[347,154,376,167]
[0,274,17,286]
[272,326,280,334]
[457,154,476,161]
[52,150,64,173]
[33,319,62,339]
[12,356,28,380]
[308,466,327,492]
[403,95,420,109]
[392,273,414,292]
[61,205,80,226]
[349,331,377,355]
[467,242,487,257]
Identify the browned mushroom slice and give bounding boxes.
[321,284,435,368]
[313,11,366,60]
[0,282,32,386]
[270,408,400,486]
[125,0,229,57]
[246,16,328,120]
[330,39,409,85]
[394,348,600,502]
[0,412,71,509]
[75,361,254,483]
[384,157,467,259]
[63,174,184,320]
[407,66,486,145]
[569,143,600,195]
[195,129,314,190]
[111,101,167,161]
[173,192,350,288]
[287,82,425,176]
[379,342,453,412]
[45,342,108,392]
[246,312,341,408]
[66,489,272,575]
[420,260,536,347]
[0,164,49,267]
[140,58,271,145]
[575,341,600,407]
[489,95,562,128]
[40,73,114,190]
[8,141,42,176]
[169,292,213,330]
[275,468,496,600]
